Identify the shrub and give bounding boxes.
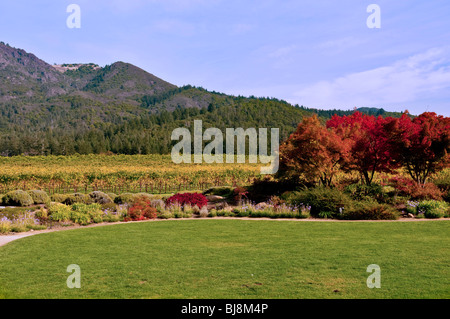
[416,200,448,219]
[71,203,104,224]
[72,203,102,214]
[199,206,209,218]
[89,191,113,204]
[158,211,174,219]
[405,201,420,215]
[340,202,399,220]
[150,199,165,209]
[69,211,91,225]
[101,203,118,212]
[26,190,50,205]
[182,203,198,216]
[203,186,234,198]
[10,224,27,233]
[0,217,12,234]
[48,203,72,222]
[209,209,217,217]
[165,201,182,215]
[2,190,34,207]
[287,187,352,218]
[114,193,136,204]
[165,192,207,208]
[50,194,69,203]
[248,176,311,203]
[126,196,157,221]
[344,183,384,202]
[432,169,450,192]
[34,207,49,222]
[63,193,93,205]
[388,176,443,200]
[102,205,127,222]
[445,190,450,203]
[107,193,117,201]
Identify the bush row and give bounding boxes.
[282,185,450,220]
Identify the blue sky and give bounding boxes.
[1,0,449,116]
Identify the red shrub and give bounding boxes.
[126,196,157,221]
[165,192,207,208]
[388,176,443,200]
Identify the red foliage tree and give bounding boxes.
[387,112,450,185]
[278,115,350,187]
[327,112,400,185]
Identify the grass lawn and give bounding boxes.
[0,219,448,299]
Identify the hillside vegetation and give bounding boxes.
[0,42,407,156]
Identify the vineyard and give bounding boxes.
[0,154,262,195]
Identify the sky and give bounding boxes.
[0,0,449,116]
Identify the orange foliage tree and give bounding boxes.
[278,115,350,187]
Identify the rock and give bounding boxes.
[407,213,415,218]
[206,195,225,202]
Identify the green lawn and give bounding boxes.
[0,219,448,299]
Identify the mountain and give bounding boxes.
[0,42,405,156]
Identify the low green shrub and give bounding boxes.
[203,186,234,198]
[158,211,174,219]
[72,203,102,214]
[2,190,34,207]
[34,207,48,221]
[2,211,40,233]
[339,202,399,220]
[0,206,40,220]
[114,193,136,204]
[69,211,91,225]
[63,193,93,205]
[287,187,352,218]
[27,190,50,205]
[50,194,68,203]
[416,200,448,219]
[48,203,72,222]
[10,224,27,233]
[0,217,11,233]
[208,209,218,217]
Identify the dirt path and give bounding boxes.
[1,217,448,247]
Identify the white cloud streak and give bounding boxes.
[293,47,450,109]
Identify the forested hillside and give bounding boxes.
[0,42,408,156]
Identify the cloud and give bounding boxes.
[293,47,450,108]
[317,37,367,55]
[268,45,298,58]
